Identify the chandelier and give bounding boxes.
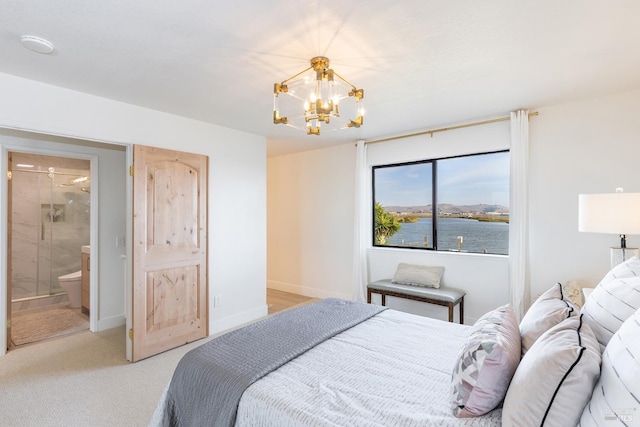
[273,57,365,136]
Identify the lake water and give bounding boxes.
[385,217,509,255]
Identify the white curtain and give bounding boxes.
[352,140,369,302]
[509,110,530,320]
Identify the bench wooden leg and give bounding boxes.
[367,287,466,324]
[367,290,386,306]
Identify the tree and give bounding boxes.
[374,202,401,245]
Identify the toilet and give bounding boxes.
[58,270,82,308]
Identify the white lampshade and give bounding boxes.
[579,191,640,268]
[578,192,640,235]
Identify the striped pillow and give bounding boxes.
[581,256,640,348]
[595,255,640,284]
[579,307,640,426]
[502,314,601,427]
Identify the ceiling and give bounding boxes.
[2,1,640,157]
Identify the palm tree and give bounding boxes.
[374,202,401,245]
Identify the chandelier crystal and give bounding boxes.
[273,57,365,136]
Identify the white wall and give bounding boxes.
[0,72,267,355]
[267,143,356,300]
[267,88,640,325]
[529,89,640,296]
[268,121,511,324]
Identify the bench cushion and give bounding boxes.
[368,279,465,303]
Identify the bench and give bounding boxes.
[367,279,466,324]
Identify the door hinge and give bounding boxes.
[129,328,134,340]
[6,319,10,328]
[7,171,12,180]
[129,166,134,176]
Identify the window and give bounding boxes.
[372,150,509,255]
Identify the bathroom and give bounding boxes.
[9,151,91,346]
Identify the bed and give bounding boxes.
[151,257,640,427]
[233,307,501,426]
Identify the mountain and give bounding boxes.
[383,204,509,214]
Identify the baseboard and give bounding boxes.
[97,314,126,331]
[267,280,352,300]
[209,304,268,336]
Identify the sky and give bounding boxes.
[374,151,510,207]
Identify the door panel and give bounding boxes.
[146,266,199,329]
[132,145,208,362]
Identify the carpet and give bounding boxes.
[11,304,89,346]
[0,293,319,426]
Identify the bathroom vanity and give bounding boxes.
[81,245,90,315]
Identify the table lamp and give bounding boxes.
[578,188,640,268]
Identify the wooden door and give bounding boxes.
[6,154,12,350]
[132,145,208,362]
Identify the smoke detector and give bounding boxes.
[20,35,55,54]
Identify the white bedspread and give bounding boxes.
[236,309,502,426]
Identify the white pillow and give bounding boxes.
[502,314,601,427]
[451,304,521,418]
[519,283,577,355]
[581,256,640,348]
[580,307,640,426]
[595,255,640,284]
[391,263,444,288]
[561,281,584,308]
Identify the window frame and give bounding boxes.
[371,149,509,253]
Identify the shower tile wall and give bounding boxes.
[10,153,90,301]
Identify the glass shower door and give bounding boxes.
[9,168,42,300]
[11,154,91,303]
[39,167,64,296]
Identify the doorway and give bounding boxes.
[2,130,128,357]
[8,152,91,346]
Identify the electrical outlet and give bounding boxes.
[116,236,125,248]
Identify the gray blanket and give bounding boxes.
[162,298,386,427]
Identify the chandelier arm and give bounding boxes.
[332,70,358,91]
[284,93,308,102]
[280,65,314,85]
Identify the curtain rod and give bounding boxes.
[364,111,538,145]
